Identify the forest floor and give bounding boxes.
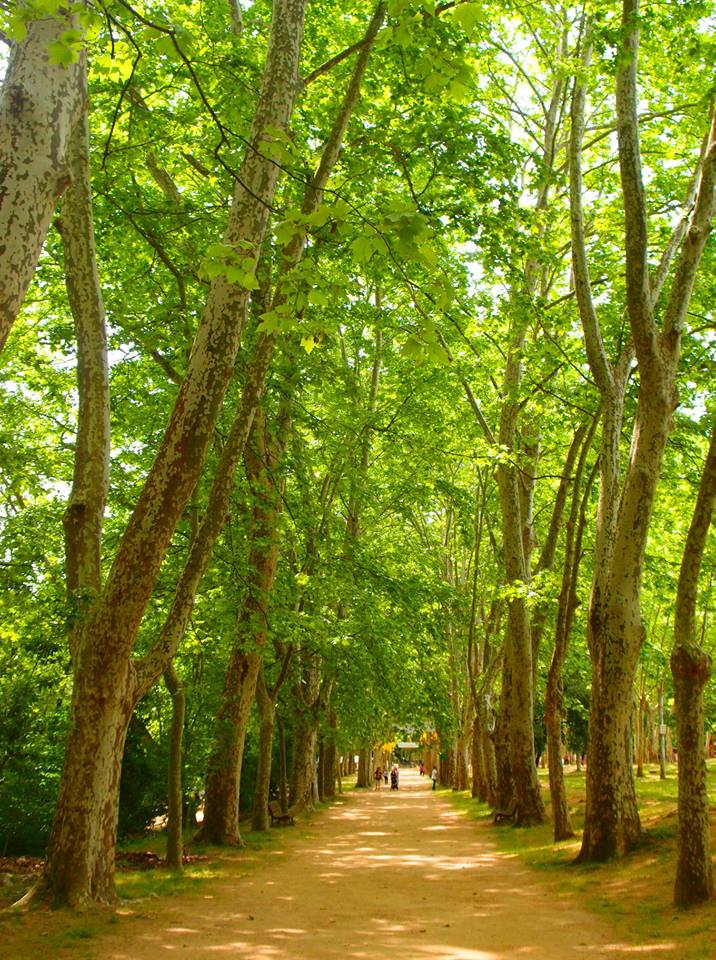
[0,768,656,960]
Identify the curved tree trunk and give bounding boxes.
[569,8,716,863]
[21,0,308,906]
[196,407,285,844]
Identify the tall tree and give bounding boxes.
[671,416,716,906]
[570,5,716,861]
[18,0,308,906]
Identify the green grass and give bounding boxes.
[447,762,716,960]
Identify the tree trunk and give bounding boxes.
[545,425,596,841]
[323,709,338,801]
[290,721,318,810]
[471,715,486,801]
[277,715,289,814]
[22,0,308,908]
[251,666,275,832]
[317,736,326,802]
[497,455,545,825]
[494,670,514,810]
[58,93,110,623]
[671,415,716,906]
[672,647,713,906]
[164,664,185,870]
[569,9,716,862]
[198,650,260,844]
[357,747,370,787]
[0,15,86,349]
[25,663,134,906]
[658,689,667,780]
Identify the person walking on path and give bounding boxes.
[374,766,382,790]
[390,765,399,790]
[431,766,438,790]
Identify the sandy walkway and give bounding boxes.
[5,770,649,959]
[46,768,636,960]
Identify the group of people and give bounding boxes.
[374,764,400,790]
[374,762,439,791]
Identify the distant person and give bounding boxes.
[374,765,382,790]
[431,766,438,790]
[384,767,389,785]
[419,762,425,777]
[390,765,399,790]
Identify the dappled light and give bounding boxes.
[68,770,640,960]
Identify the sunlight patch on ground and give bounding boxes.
[593,946,676,954]
[414,947,498,959]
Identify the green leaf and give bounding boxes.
[308,288,329,307]
[7,14,28,42]
[453,3,484,35]
[351,235,375,265]
[48,39,77,66]
[256,311,280,334]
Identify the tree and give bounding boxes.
[17,0,308,906]
[570,2,716,861]
[671,415,716,906]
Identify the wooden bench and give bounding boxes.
[268,800,294,826]
[492,802,517,825]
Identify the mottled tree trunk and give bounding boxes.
[569,9,716,863]
[198,409,285,843]
[58,92,110,620]
[498,448,545,824]
[0,15,86,348]
[494,671,514,811]
[199,650,260,844]
[671,417,716,906]
[23,2,308,905]
[454,733,469,791]
[290,721,318,810]
[30,662,134,905]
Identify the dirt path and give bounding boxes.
[7,770,637,959]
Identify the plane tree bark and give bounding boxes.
[570,6,716,862]
[17,0,308,908]
[0,13,86,350]
[671,417,716,907]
